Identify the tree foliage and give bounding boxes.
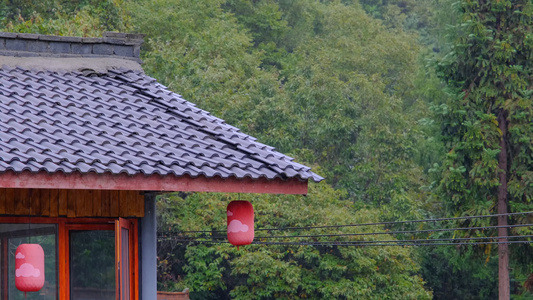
[419,246,498,299]
[157,183,431,299]
[436,0,533,232]
[6,0,520,297]
[434,0,533,296]
[0,0,128,35]
[128,0,434,212]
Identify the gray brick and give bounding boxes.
[59,36,83,43]
[17,33,40,40]
[0,32,17,38]
[49,42,71,53]
[38,35,63,42]
[93,44,114,55]
[6,39,28,51]
[48,53,81,58]
[133,46,141,58]
[103,32,127,39]
[103,38,126,45]
[23,52,41,57]
[11,51,40,57]
[114,45,133,57]
[27,41,49,53]
[0,50,18,56]
[50,53,78,58]
[72,43,93,55]
[0,38,5,50]
[79,54,107,58]
[82,37,103,44]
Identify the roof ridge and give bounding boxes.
[0,31,144,60]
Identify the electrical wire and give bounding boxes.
[167,210,533,234]
[158,211,533,248]
[160,239,533,247]
[158,223,533,240]
[159,234,533,245]
[253,240,533,247]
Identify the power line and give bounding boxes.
[159,234,533,246]
[254,240,533,247]
[160,239,533,247]
[265,234,533,245]
[167,211,533,234]
[159,223,533,240]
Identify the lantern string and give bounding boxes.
[29,192,31,244]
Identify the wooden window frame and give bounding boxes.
[0,217,138,300]
[116,218,137,300]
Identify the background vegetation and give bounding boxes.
[1,0,532,298]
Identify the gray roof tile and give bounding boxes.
[0,66,323,182]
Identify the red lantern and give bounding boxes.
[15,244,45,296]
[227,201,254,248]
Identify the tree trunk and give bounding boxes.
[497,111,510,300]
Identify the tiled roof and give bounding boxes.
[0,66,323,183]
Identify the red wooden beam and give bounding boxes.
[0,171,308,195]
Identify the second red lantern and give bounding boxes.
[227,201,254,247]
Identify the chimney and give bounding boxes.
[0,32,144,62]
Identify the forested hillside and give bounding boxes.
[1,0,532,299]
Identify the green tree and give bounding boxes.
[420,246,498,299]
[224,1,430,211]
[157,183,432,299]
[435,1,533,297]
[128,0,287,133]
[0,0,128,36]
[0,0,446,297]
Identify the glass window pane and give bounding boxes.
[70,230,115,300]
[6,224,57,300]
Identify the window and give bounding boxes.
[0,224,58,300]
[0,218,137,300]
[69,229,115,300]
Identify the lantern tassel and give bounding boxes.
[237,246,239,251]
[24,292,26,298]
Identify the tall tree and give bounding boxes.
[436,1,533,298]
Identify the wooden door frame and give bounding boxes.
[115,218,138,300]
